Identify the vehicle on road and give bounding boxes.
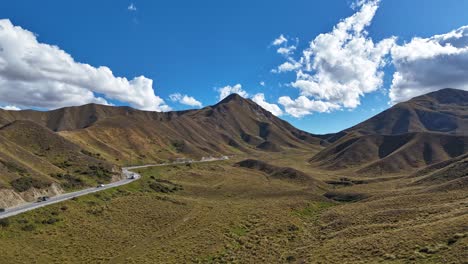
[97,184,105,188]
[0,208,5,213]
[37,196,50,202]
[129,174,136,179]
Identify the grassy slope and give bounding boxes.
[311,132,468,175]
[0,120,118,195]
[1,95,322,167]
[0,151,466,263]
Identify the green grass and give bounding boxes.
[230,226,248,237]
[0,154,466,263]
[293,201,336,219]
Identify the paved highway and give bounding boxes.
[0,157,228,219]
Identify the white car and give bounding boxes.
[97,184,105,188]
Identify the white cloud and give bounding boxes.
[278,96,340,118]
[259,81,265,86]
[128,3,137,11]
[252,93,283,116]
[273,0,395,114]
[0,19,170,111]
[389,25,468,103]
[277,46,296,56]
[272,34,287,46]
[217,84,248,101]
[0,105,20,111]
[169,93,202,108]
[272,61,302,73]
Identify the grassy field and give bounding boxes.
[0,152,466,263]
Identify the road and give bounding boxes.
[0,157,228,219]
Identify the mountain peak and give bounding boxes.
[416,88,468,104]
[216,93,248,105]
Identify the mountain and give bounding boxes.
[345,88,468,136]
[311,88,468,175]
[0,94,321,162]
[0,94,322,204]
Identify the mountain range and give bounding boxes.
[0,88,467,206]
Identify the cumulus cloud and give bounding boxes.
[169,93,202,108]
[0,105,20,111]
[273,0,395,116]
[217,84,248,101]
[271,34,298,74]
[389,25,468,103]
[278,96,340,118]
[277,46,296,56]
[0,19,170,111]
[128,3,137,11]
[272,34,287,46]
[252,93,283,116]
[272,61,302,73]
[259,81,265,86]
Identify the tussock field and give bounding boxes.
[0,150,466,263]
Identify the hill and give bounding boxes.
[0,94,322,205]
[344,88,468,137]
[0,94,322,165]
[0,120,118,207]
[409,153,468,191]
[311,88,468,175]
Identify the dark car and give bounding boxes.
[37,196,50,202]
[0,208,5,213]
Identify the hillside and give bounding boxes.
[0,94,322,165]
[410,153,468,191]
[311,132,468,174]
[0,94,322,205]
[344,88,468,136]
[0,120,118,207]
[235,159,326,190]
[311,88,468,175]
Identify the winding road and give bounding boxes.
[0,157,228,220]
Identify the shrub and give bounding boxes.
[171,140,186,152]
[10,177,49,192]
[0,219,10,227]
[288,224,299,232]
[0,160,27,174]
[42,218,59,225]
[55,160,72,169]
[21,224,36,231]
[50,173,86,189]
[149,182,173,193]
[87,165,112,181]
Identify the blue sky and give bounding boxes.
[1,0,468,133]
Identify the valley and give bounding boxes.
[0,150,466,263]
[0,88,466,263]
